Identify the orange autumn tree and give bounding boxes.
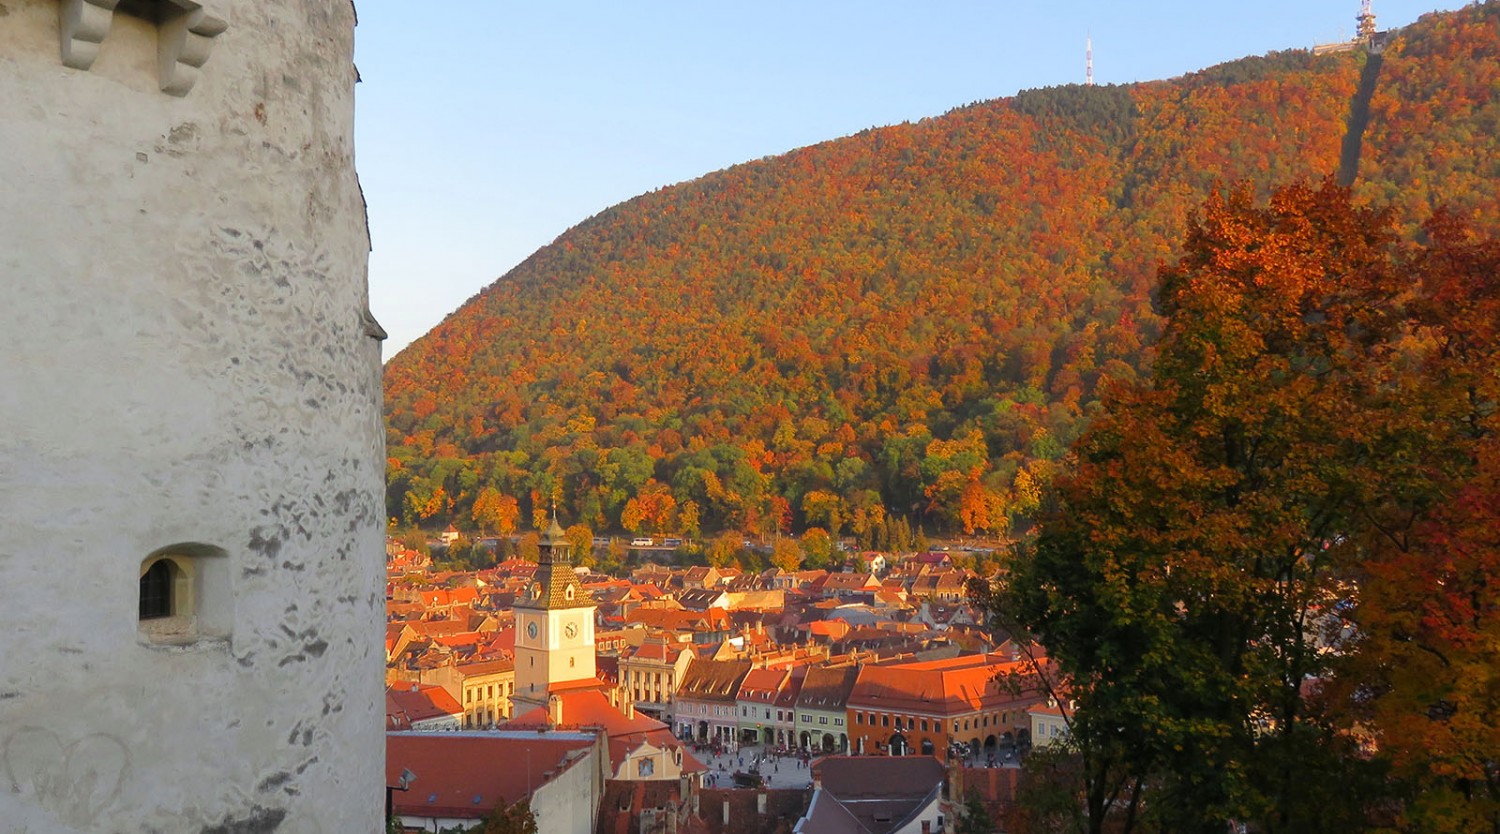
[471,486,519,537]
[1000,181,1422,833]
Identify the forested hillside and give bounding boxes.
[384,4,1500,543]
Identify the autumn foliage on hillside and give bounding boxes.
[383,4,1500,544]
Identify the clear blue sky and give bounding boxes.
[355,2,1466,357]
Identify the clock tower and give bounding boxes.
[511,519,597,716]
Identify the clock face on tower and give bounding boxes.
[527,622,538,639]
[564,622,578,639]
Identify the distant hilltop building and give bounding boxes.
[1315,0,1381,54]
[0,2,384,832]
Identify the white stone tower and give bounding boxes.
[0,2,384,831]
[512,520,599,715]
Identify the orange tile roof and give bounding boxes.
[738,668,788,703]
[386,684,463,726]
[433,632,484,649]
[808,620,851,640]
[848,653,1050,715]
[408,619,468,637]
[456,658,514,677]
[386,732,596,819]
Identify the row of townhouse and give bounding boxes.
[666,649,1060,758]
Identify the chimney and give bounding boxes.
[549,695,564,725]
[722,799,730,826]
[625,699,635,719]
[757,792,767,815]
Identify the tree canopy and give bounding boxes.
[987,180,1500,833]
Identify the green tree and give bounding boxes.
[394,526,430,557]
[707,531,740,569]
[802,490,848,537]
[955,788,1000,834]
[565,523,594,567]
[678,499,702,539]
[482,799,538,834]
[517,532,541,563]
[800,527,835,569]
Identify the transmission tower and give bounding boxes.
[1086,35,1094,86]
[1357,0,1377,43]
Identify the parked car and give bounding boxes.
[663,538,683,547]
[630,537,654,547]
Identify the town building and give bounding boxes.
[416,657,518,729]
[770,665,808,748]
[676,658,754,744]
[1027,699,1070,749]
[736,667,792,745]
[386,683,465,732]
[795,756,948,834]
[618,632,697,724]
[794,665,860,753]
[507,690,705,784]
[846,652,1052,760]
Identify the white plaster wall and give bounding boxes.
[532,752,600,834]
[0,1,383,831]
[891,789,944,834]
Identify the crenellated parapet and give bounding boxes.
[58,0,228,96]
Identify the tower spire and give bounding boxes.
[1086,34,1094,86]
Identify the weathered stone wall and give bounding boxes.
[0,1,383,831]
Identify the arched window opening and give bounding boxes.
[137,543,227,645]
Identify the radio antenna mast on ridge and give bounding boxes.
[1086,34,1094,86]
[1357,0,1377,43]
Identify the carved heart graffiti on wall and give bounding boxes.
[3,727,128,827]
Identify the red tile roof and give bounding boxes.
[386,732,596,820]
[737,668,788,703]
[456,658,515,677]
[386,684,463,728]
[848,653,1050,715]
